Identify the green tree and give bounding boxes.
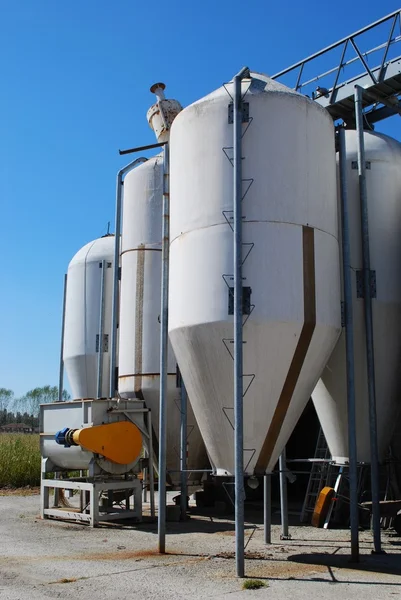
[16,386,71,417]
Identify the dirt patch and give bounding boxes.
[214,551,271,561]
[50,577,79,584]
[0,487,40,496]
[245,561,328,580]
[80,548,185,561]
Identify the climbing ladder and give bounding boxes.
[301,427,372,526]
[220,80,256,472]
[300,427,333,522]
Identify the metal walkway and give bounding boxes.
[272,9,401,127]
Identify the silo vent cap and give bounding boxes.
[150,82,166,101]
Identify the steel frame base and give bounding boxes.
[40,476,142,527]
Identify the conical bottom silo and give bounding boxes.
[63,235,114,400]
[168,72,342,476]
[118,86,209,487]
[312,130,401,464]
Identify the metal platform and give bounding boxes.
[41,476,142,527]
[272,9,401,127]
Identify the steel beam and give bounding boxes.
[180,380,188,521]
[158,142,170,553]
[338,126,359,562]
[279,449,291,540]
[354,86,382,554]
[58,273,67,401]
[233,66,250,578]
[264,474,271,544]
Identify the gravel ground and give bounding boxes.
[0,493,400,599]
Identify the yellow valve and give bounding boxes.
[72,421,142,465]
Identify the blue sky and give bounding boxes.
[1,0,401,397]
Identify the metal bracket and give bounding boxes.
[351,161,371,170]
[356,270,376,298]
[228,102,249,123]
[228,286,252,315]
[96,334,109,352]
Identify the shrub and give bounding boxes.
[242,579,267,590]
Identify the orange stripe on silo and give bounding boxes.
[254,226,316,475]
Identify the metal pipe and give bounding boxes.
[58,273,67,401]
[329,40,349,104]
[279,449,291,540]
[158,142,170,553]
[143,450,148,503]
[378,14,398,80]
[338,127,359,561]
[350,38,377,84]
[110,172,123,398]
[264,474,271,544]
[168,469,213,473]
[354,86,382,554]
[180,379,188,521]
[233,66,249,578]
[148,410,155,520]
[97,260,106,398]
[294,63,304,91]
[109,156,148,398]
[119,141,166,156]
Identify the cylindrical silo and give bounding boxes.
[168,72,342,476]
[63,235,114,399]
[118,86,208,488]
[313,130,401,464]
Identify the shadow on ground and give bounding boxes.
[289,550,401,579]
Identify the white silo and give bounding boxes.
[118,84,209,488]
[63,235,114,399]
[313,130,401,464]
[168,72,342,476]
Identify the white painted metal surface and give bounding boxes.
[118,156,208,488]
[63,235,114,399]
[313,130,401,464]
[168,73,341,476]
[40,398,144,475]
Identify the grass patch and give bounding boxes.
[242,579,267,590]
[0,434,41,488]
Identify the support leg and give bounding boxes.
[264,474,271,544]
[279,449,291,540]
